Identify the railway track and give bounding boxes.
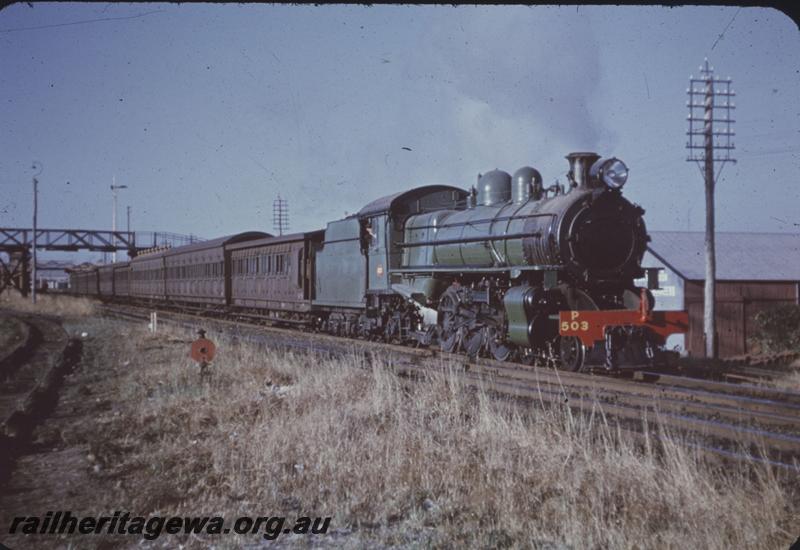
[97,302,800,471]
[0,312,82,485]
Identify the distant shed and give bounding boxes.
[635,231,800,358]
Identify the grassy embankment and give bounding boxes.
[0,294,797,548]
[0,292,96,318]
[73,318,797,548]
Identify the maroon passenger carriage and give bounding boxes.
[227,231,324,323]
[160,232,268,308]
[130,249,169,302]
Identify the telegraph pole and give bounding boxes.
[31,162,41,304]
[686,59,736,359]
[273,195,289,236]
[110,177,128,263]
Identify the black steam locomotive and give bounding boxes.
[70,152,687,371]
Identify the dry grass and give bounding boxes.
[746,358,800,392]
[61,319,799,549]
[764,368,800,393]
[0,315,27,354]
[0,292,95,318]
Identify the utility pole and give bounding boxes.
[110,177,128,263]
[686,59,736,359]
[126,206,132,259]
[273,195,289,236]
[31,162,42,304]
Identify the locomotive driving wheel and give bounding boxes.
[487,326,513,362]
[558,336,586,372]
[438,288,461,353]
[464,328,483,359]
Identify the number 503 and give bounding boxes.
[562,320,589,332]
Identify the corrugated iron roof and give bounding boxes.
[647,231,800,281]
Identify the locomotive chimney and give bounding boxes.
[565,152,600,189]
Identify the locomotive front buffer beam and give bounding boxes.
[559,289,689,370]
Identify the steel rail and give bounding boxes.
[95,302,800,464]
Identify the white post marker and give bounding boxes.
[149,311,158,333]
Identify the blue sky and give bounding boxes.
[1,4,798,262]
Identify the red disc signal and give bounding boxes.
[190,338,216,363]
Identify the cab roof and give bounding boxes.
[357,185,468,218]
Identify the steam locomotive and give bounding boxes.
[69,152,688,371]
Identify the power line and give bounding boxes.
[0,10,163,34]
[710,7,742,51]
